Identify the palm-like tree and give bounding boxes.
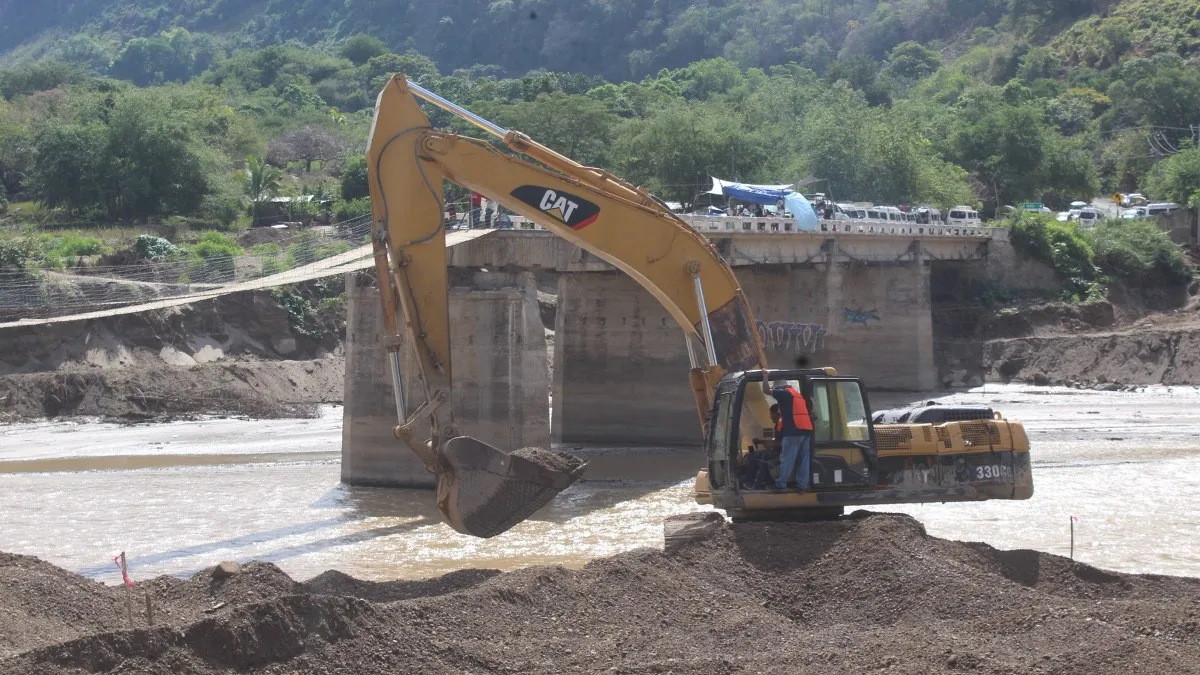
[246,156,283,226]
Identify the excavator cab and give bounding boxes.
[704,368,878,498]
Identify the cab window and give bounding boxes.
[809,380,870,443]
[706,391,736,459]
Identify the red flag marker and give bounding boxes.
[113,552,134,589]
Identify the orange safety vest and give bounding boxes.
[782,386,814,432]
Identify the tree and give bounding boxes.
[795,85,973,207]
[103,89,211,220]
[613,102,768,206]
[360,51,438,90]
[0,101,34,200]
[26,87,227,222]
[494,93,619,168]
[1147,147,1200,207]
[246,156,283,226]
[341,155,369,200]
[949,90,1049,207]
[29,119,107,217]
[884,42,942,82]
[110,37,175,86]
[340,34,388,66]
[268,125,347,173]
[55,35,113,74]
[273,83,326,113]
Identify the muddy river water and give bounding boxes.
[3,384,1199,584]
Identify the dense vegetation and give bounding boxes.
[0,0,1196,274]
[1008,212,1193,300]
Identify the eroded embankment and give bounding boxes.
[3,512,1198,674]
[982,327,1200,387]
[0,290,344,420]
[935,293,1200,388]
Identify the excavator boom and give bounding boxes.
[366,74,770,537]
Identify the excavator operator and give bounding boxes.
[768,378,816,491]
[739,405,781,489]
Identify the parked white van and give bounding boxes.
[1147,202,1182,216]
[947,206,981,226]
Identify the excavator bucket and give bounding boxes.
[436,437,587,538]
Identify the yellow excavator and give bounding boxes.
[366,74,1033,537]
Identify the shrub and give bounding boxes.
[1007,212,1102,300]
[132,234,182,261]
[189,231,243,256]
[188,231,243,282]
[0,239,33,278]
[288,230,319,267]
[249,243,282,257]
[334,197,371,224]
[282,197,320,225]
[272,277,346,338]
[317,241,352,258]
[49,233,104,257]
[1089,219,1193,288]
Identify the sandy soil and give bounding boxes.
[3,512,1198,674]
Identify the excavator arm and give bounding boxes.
[366,74,773,537]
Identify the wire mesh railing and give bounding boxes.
[0,215,374,321]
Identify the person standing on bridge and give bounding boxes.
[469,192,483,229]
[767,378,815,491]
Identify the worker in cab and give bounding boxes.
[740,405,782,489]
[767,379,815,491]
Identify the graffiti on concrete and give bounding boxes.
[843,307,881,326]
[755,320,827,354]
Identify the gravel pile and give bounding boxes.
[4,512,1198,674]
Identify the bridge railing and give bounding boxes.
[680,215,999,238]
[498,214,1000,239]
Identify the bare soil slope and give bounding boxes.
[3,513,1198,674]
[938,290,1200,388]
[0,290,344,421]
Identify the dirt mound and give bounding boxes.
[5,513,1200,674]
[303,568,501,603]
[0,553,130,657]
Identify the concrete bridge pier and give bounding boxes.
[341,269,549,488]
[552,254,937,446]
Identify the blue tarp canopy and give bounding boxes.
[708,176,818,232]
[708,177,794,205]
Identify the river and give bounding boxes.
[2,384,1199,584]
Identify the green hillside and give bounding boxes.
[0,0,1197,252]
[4,0,1185,81]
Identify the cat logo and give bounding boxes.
[510,185,601,230]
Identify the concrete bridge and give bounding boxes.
[343,222,1007,487]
